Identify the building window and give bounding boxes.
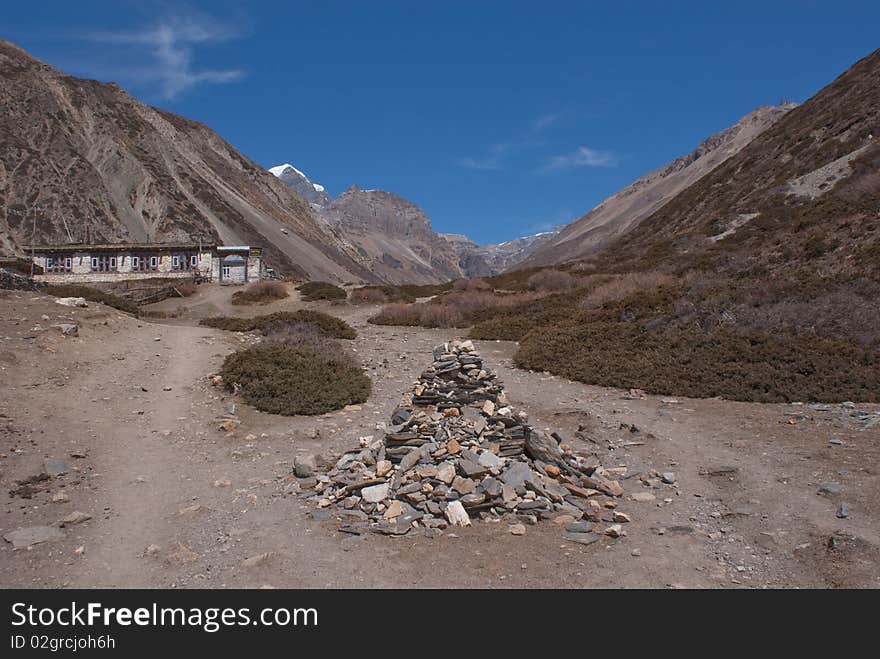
[46,255,72,273]
[131,256,140,270]
[171,253,197,271]
[149,256,159,271]
[222,265,231,279]
[91,255,117,272]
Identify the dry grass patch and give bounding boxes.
[579,271,680,309]
[44,284,139,315]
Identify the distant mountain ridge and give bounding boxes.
[268,165,556,280]
[439,230,560,274]
[319,186,485,284]
[595,49,880,287]
[523,102,797,267]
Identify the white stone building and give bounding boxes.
[28,243,262,284]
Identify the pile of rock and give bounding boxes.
[307,340,628,541]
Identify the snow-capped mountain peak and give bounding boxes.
[269,163,303,178]
[268,162,330,206]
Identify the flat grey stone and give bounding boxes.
[818,482,843,496]
[4,526,65,549]
[44,459,69,477]
[562,531,602,546]
[565,521,593,534]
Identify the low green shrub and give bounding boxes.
[230,281,288,305]
[220,344,371,415]
[200,310,356,339]
[298,281,347,301]
[515,321,880,403]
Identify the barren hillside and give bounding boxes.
[598,49,880,288]
[0,40,372,281]
[524,103,796,267]
[321,186,491,284]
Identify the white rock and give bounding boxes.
[444,501,471,527]
[605,524,625,538]
[361,483,390,503]
[54,297,87,307]
[478,451,504,470]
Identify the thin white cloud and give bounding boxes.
[542,146,618,172]
[459,112,559,172]
[86,11,246,99]
[459,157,501,170]
[458,143,508,170]
[532,113,560,131]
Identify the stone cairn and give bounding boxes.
[310,340,629,542]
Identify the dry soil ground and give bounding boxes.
[1,284,878,588]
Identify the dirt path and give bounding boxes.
[1,287,878,588]
[68,325,219,587]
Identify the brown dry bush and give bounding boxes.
[515,320,880,403]
[369,302,466,328]
[200,310,356,339]
[368,303,425,326]
[527,269,577,292]
[451,277,493,292]
[579,271,680,308]
[230,281,288,305]
[369,290,542,329]
[416,304,466,328]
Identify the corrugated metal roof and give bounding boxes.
[26,243,218,253]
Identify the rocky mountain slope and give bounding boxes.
[0,40,371,281]
[268,163,331,208]
[523,102,797,267]
[439,230,559,274]
[599,49,880,287]
[269,163,557,280]
[557,47,880,348]
[319,186,492,284]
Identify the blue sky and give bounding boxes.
[5,1,880,244]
